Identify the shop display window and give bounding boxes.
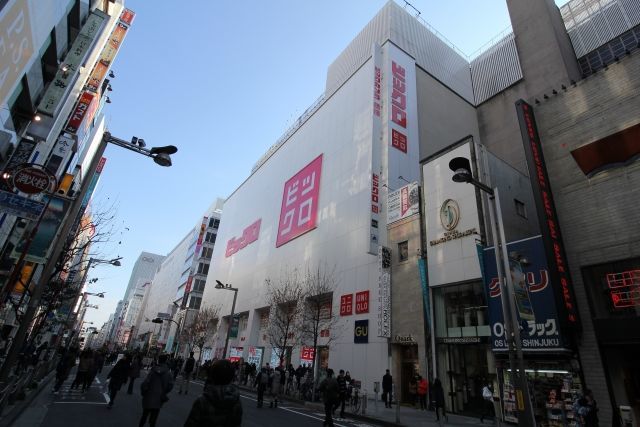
[433,282,490,338]
[500,365,582,427]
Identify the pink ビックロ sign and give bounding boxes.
[276,155,323,247]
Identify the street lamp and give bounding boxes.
[103,132,177,167]
[215,280,238,360]
[448,157,535,427]
[0,132,176,383]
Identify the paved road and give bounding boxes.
[14,368,380,427]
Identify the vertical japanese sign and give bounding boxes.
[85,10,135,93]
[377,246,391,337]
[276,155,323,247]
[516,100,579,332]
[483,236,568,352]
[38,11,106,116]
[369,43,383,254]
[65,91,98,145]
[0,138,36,191]
[340,294,353,316]
[0,0,34,106]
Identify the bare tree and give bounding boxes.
[299,264,343,380]
[265,268,306,367]
[179,305,220,365]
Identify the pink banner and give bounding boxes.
[276,155,323,247]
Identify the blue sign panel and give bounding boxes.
[0,189,45,220]
[483,236,569,352]
[354,319,369,344]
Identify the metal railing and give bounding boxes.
[0,356,58,416]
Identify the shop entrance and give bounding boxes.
[398,345,419,404]
[445,344,490,415]
[603,345,640,426]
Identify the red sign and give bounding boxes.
[120,8,136,26]
[517,100,578,327]
[391,129,407,153]
[373,66,381,117]
[371,173,379,213]
[340,294,353,316]
[391,61,407,128]
[355,291,370,314]
[607,270,640,308]
[276,155,323,247]
[300,347,315,362]
[226,219,261,257]
[12,165,54,194]
[65,91,96,134]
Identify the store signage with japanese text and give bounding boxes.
[354,320,369,344]
[300,347,315,363]
[377,246,391,337]
[369,43,383,254]
[229,346,243,362]
[483,236,569,352]
[0,189,45,220]
[10,164,54,194]
[340,294,353,316]
[247,346,263,366]
[226,218,261,257]
[516,100,579,330]
[276,155,322,247]
[387,182,419,223]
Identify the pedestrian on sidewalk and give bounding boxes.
[128,354,142,394]
[269,365,282,408]
[480,381,495,423]
[139,353,174,427]
[71,349,93,392]
[53,347,77,393]
[184,359,243,426]
[178,352,195,395]
[254,367,269,408]
[107,353,131,408]
[335,369,347,418]
[382,369,393,408]
[319,369,339,427]
[417,375,429,410]
[431,378,447,424]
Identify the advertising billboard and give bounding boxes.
[516,100,579,333]
[369,43,383,254]
[276,154,323,247]
[483,236,570,352]
[387,182,419,223]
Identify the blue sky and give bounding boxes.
[85,0,567,326]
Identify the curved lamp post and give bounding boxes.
[215,280,238,360]
[448,156,535,427]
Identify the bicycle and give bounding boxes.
[350,386,361,413]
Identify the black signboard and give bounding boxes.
[354,319,369,344]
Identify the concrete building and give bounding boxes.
[197,0,639,424]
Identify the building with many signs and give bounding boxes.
[0,0,134,345]
[199,0,640,425]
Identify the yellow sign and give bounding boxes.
[516,389,525,411]
[0,0,33,106]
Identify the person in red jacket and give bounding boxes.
[417,375,429,411]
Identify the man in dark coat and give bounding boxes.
[254,367,269,408]
[335,369,348,418]
[184,359,242,427]
[382,369,393,408]
[107,354,131,408]
[128,354,142,394]
[319,369,339,427]
[179,352,196,395]
[53,347,77,393]
[139,354,174,427]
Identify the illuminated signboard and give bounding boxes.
[607,270,640,308]
[516,100,579,331]
[276,155,323,247]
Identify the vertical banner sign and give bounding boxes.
[247,346,263,366]
[483,236,568,352]
[516,100,579,332]
[369,43,383,254]
[276,155,323,247]
[85,10,135,93]
[0,0,34,106]
[355,291,370,314]
[38,11,106,116]
[417,258,430,330]
[377,246,391,337]
[340,294,353,316]
[354,320,369,343]
[0,138,37,191]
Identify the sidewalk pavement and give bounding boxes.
[236,383,496,427]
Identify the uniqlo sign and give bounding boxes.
[340,294,353,316]
[276,154,323,247]
[300,347,315,362]
[355,291,370,314]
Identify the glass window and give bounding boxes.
[433,282,489,338]
[197,262,209,275]
[514,199,527,218]
[398,241,409,262]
